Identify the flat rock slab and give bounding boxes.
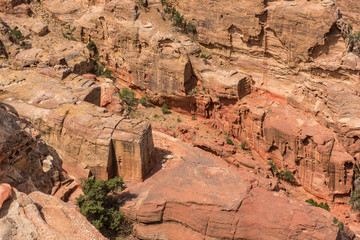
[120,131,340,240]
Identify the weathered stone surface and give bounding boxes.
[0,184,11,209]
[31,21,48,36]
[120,131,341,239]
[211,93,354,202]
[0,102,60,194]
[0,69,155,181]
[0,188,106,240]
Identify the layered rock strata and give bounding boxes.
[120,131,342,240]
[0,69,155,181]
[0,188,106,240]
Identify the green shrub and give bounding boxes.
[76,177,127,235]
[268,160,278,173]
[305,198,330,211]
[188,87,199,96]
[139,94,152,107]
[177,117,181,123]
[338,221,345,233]
[186,21,196,34]
[162,103,169,114]
[9,27,24,43]
[95,63,104,77]
[280,170,296,183]
[161,0,167,6]
[349,187,360,211]
[94,63,114,80]
[87,40,96,52]
[191,115,196,120]
[348,31,360,57]
[241,141,248,150]
[119,88,137,111]
[172,11,184,27]
[268,160,296,183]
[226,137,234,145]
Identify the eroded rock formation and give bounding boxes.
[0,69,155,181]
[120,131,342,240]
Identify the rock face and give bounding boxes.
[0,101,60,194]
[0,69,155,181]
[0,188,106,240]
[120,131,341,240]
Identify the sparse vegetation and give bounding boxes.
[188,87,199,96]
[159,1,196,36]
[161,103,170,114]
[241,141,248,150]
[76,177,128,236]
[226,137,234,145]
[280,170,296,183]
[349,187,360,211]
[9,27,24,43]
[186,21,196,34]
[139,94,152,107]
[268,160,296,183]
[333,217,345,234]
[348,30,360,57]
[177,117,181,123]
[119,88,138,112]
[305,198,330,211]
[191,114,196,120]
[62,27,76,41]
[87,40,97,52]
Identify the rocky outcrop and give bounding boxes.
[0,101,62,194]
[0,188,106,240]
[120,131,341,240]
[211,92,354,202]
[0,184,11,209]
[0,69,155,181]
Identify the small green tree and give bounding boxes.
[186,21,196,34]
[139,94,152,107]
[241,141,248,150]
[282,170,295,183]
[162,103,169,114]
[9,27,24,43]
[305,198,330,211]
[119,88,138,112]
[87,40,97,52]
[349,187,360,211]
[348,31,360,57]
[76,177,127,235]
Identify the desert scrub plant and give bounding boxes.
[62,27,76,41]
[268,160,296,183]
[139,94,152,107]
[349,187,360,211]
[76,177,128,236]
[186,21,196,34]
[9,27,24,43]
[241,141,248,150]
[305,198,330,211]
[280,170,295,183]
[161,103,170,114]
[94,63,115,80]
[333,217,345,234]
[187,87,199,96]
[348,31,360,57]
[87,40,96,52]
[226,137,234,145]
[191,114,196,120]
[119,88,138,112]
